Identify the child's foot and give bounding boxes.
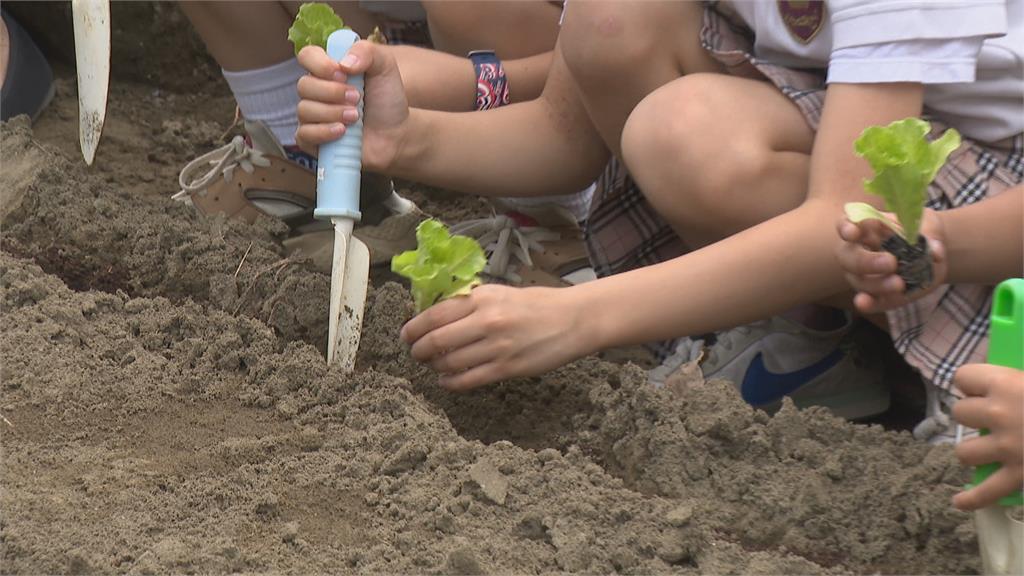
[175,119,422,269]
[652,315,890,420]
[450,199,596,288]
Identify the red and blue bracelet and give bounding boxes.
[469,50,510,111]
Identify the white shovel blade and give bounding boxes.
[326,225,370,370]
[976,506,1023,576]
[71,0,110,166]
[334,237,370,371]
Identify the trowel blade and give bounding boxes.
[326,221,369,370]
[71,0,110,166]
[334,237,370,371]
[326,224,350,366]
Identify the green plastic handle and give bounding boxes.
[971,278,1024,507]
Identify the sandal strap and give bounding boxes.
[173,136,271,202]
[450,214,560,283]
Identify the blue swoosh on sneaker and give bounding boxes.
[740,348,844,405]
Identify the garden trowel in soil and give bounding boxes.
[316,29,370,370]
[71,0,110,165]
[970,278,1024,576]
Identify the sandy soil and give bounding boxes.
[0,3,981,574]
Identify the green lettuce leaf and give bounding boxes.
[853,118,960,243]
[391,220,487,313]
[843,202,902,234]
[288,3,345,55]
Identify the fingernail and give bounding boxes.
[342,108,359,122]
[330,123,345,136]
[345,89,360,104]
[340,54,358,69]
[332,71,346,82]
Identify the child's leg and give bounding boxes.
[621,73,813,250]
[421,0,561,60]
[179,2,381,150]
[559,1,723,158]
[180,2,381,72]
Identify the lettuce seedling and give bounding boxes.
[391,220,487,313]
[288,3,345,55]
[844,118,960,245]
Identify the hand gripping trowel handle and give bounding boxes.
[316,29,363,224]
[315,29,370,369]
[973,278,1024,576]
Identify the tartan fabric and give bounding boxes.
[585,161,686,359]
[583,3,1024,387]
[378,20,432,48]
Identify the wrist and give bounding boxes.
[387,108,430,176]
[562,282,616,356]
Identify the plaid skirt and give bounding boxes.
[583,4,1024,391]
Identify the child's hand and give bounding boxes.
[295,41,410,173]
[951,364,1024,511]
[835,208,948,314]
[399,284,592,391]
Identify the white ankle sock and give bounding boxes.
[222,58,305,147]
[498,184,595,223]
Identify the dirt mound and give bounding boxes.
[362,282,978,574]
[0,238,817,574]
[0,113,979,574]
[2,117,330,347]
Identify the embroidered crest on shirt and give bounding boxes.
[777,0,824,44]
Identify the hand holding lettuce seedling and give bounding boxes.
[837,208,948,314]
[843,118,960,293]
[392,220,487,313]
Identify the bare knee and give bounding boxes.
[559,2,662,88]
[561,1,712,89]
[421,1,560,58]
[622,75,771,226]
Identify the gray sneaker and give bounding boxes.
[653,315,890,420]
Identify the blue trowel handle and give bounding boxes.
[315,29,363,222]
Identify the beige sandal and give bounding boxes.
[450,200,596,288]
[175,120,422,268]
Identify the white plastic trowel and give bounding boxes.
[315,29,370,370]
[71,0,110,165]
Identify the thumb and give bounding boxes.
[337,40,397,79]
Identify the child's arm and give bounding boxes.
[951,364,1024,511]
[577,83,927,346]
[295,41,609,198]
[837,189,1024,314]
[392,45,608,197]
[941,187,1024,282]
[388,45,552,112]
[401,83,929,390]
